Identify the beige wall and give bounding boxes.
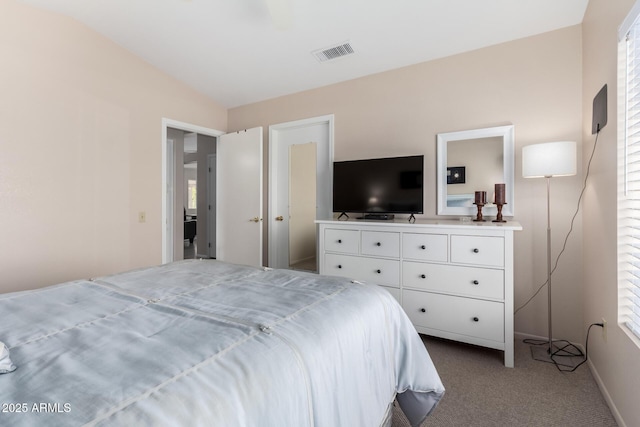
[229,26,585,344]
[583,1,640,426]
[0,0,227,293]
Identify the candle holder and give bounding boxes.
[473,202,486,222]
[492,202,507,223]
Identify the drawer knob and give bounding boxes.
[473,248,479,253]
[420,245,426,250]
[473,280,479,285]
[376,269,382,274]
[420,274,426,279]
[376,242,382,246]
[473,317,479,322]
[338,239,342,243]
[337,265,342,269]
[420,308,426,313]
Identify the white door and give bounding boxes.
[217,127,263,267]
[269,116,333,269]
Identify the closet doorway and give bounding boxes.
[268,115,334,271]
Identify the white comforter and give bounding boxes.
[0,260,443,426]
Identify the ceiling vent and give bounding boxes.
[312,42,355,63]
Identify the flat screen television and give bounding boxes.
[333,155,424,219]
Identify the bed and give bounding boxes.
[0,260,444,426]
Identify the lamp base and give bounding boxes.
[530,343,583,369]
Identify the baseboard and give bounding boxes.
[588,359,627,427]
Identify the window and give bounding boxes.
[188,179,197,210]
[619,1,640,342]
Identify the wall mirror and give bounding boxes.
[436,125,515,217]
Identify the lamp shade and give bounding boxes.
[522,141,577,178]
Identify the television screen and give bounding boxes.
[333,155,424,216]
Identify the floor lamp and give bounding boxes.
[522,141,577,362]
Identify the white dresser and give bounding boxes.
[316,219,522,367]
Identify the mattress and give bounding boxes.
[0,260,444,426]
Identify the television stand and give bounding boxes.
[359,214,395,220]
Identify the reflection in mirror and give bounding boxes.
[437,125,514,217]
[446,137,503,207]
[289,143,317,272]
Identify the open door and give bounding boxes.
[217,127,263,267]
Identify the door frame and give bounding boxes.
[161,118,224,264]
[207,153,217,259]
[268,114,334,268]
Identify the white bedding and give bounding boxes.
[0,260,443,426]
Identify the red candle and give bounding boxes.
[495,183,506,205]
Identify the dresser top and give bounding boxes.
[315,218,523,231]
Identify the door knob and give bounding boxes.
[249,217,261,223]
[275,216,284,221]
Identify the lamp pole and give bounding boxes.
[546,176,553,355]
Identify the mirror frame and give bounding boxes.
[436,125,515,217]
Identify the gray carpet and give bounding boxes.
[392,336,617,427]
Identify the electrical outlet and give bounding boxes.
[602,317,607,342]
[138,211,146,223]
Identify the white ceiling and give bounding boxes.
[19,0,589,108]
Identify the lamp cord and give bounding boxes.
[524,322,603,372]
[514,130,600,316]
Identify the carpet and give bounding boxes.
[392,335,617,427]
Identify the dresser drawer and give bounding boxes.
[324,253,400,287]
[403,290,504,343]
[361,231,400,258]
[402,262,504,299]
[324,228,359,254]
[450,235,504,267]
[402,233,448,262]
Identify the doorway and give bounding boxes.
[268,115,334,271]
[183,132,198,259]
[162,119,223,264]
[289,143,317,271]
